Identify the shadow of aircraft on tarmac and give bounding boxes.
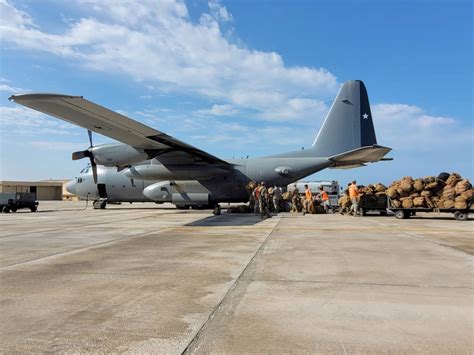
[185,213,271,227]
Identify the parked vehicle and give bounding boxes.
[359,193,388,216]
[0,192,39,213]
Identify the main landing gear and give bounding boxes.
[93,199,107,209]
[213,205,221,216]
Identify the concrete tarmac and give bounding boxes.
[0,201,472,353]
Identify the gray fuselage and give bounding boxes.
[68,153,331,204]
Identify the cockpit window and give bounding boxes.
[79,166,90,174]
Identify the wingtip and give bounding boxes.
[7,93,83,102]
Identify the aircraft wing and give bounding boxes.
[9,93,230,166]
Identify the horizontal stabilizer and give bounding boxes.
[330,163,366,170]
[328,145,391,169]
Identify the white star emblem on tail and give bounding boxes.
[362,113,369,119]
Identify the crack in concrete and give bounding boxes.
[246,278,473,290]
[181,216,282,355]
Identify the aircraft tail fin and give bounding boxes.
[311,80,379,158]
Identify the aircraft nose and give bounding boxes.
[65,180,77,195]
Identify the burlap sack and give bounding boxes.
[413,197,426,207]
[460,189,473,201]
[400,181,413,193]
[402,176,414,184]
[421,190,432,197]
[436,199,445,208]
[246,181,258,192]
[425,197,435,208]
[402,198,413,209]
[443,200,455,209]
[413,179,425,191]
[454,201,467,209]
[446,173,461,187]
[455,195,466,203]
[442,186,456,200]
[386,187,398,198]
[455,179,471,194]
[281,191,292,200]
[390,199,401,208]
[375,183,387,193]
[426,180,439,189]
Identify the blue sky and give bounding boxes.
[0,0,472,185]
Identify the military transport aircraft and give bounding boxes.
[10,80,391,214]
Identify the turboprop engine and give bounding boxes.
[124,164,228,180]
[90,143,149,166]
[143,181,210,206]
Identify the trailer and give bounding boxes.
[0,192,39,213]
[388,197,470,221]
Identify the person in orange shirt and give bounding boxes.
[317,186,331,213]
[348,180,360,216]
[303,184,313,215]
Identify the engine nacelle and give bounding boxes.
[142,181,173,202]
[91,143,149,167]
[124,164,228,180]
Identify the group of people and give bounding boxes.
[248,182,333,218]
[291,184,332,214]
[249,182,283,218]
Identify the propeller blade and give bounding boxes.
[72,149,93,160]
[90,158,98,184]
[72,150,87,160]
[87,129,93,148]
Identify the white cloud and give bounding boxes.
[0,0,338,122]
[29,141,84,151]
[195,104,239,116]
[208,0,233,23]
[0,78,24,93]
[373,103,472,152]
[0,106,76,135]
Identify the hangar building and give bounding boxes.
[0,180,76,200]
